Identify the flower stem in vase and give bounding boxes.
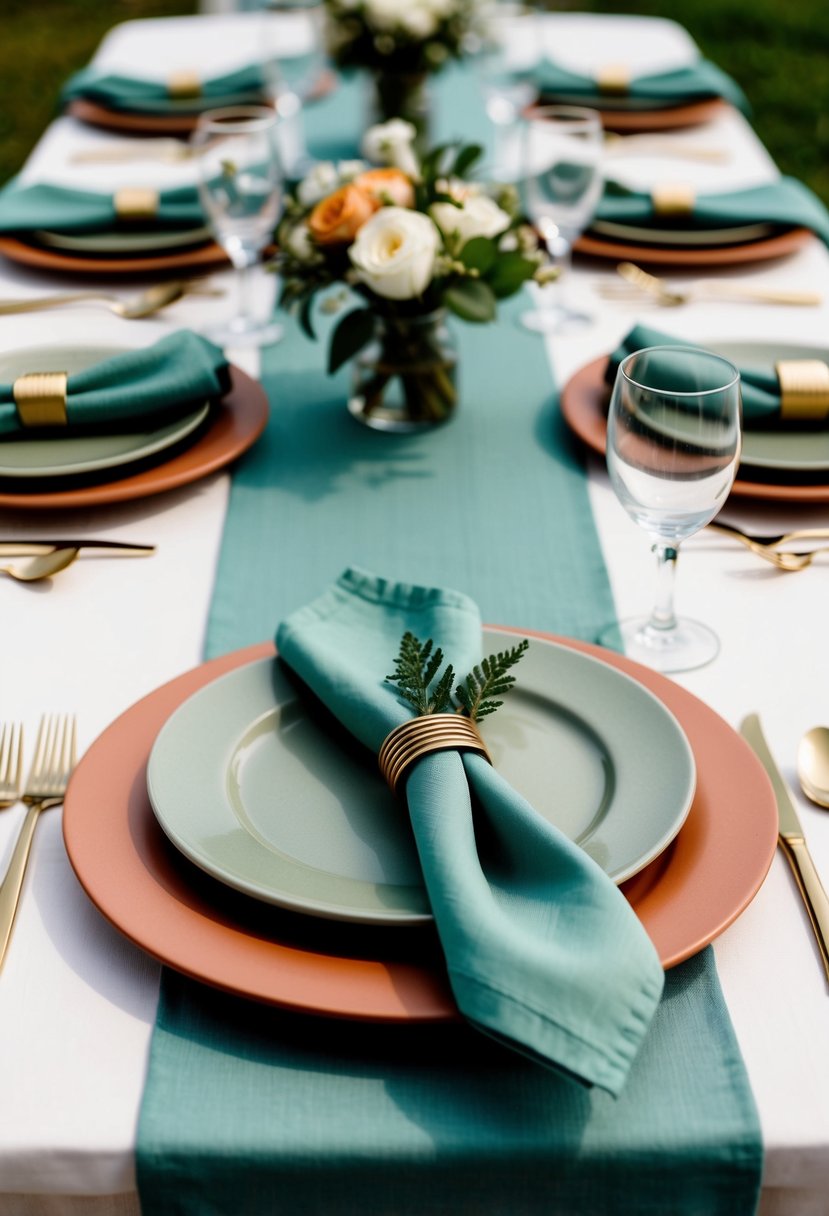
[349,310,458,432]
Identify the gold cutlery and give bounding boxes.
[0,723,23,811]
[70,138,206,165]
[703,524,827,572]
[603,133,730,162]
[600,262,823,308]
[798,727,829,808]
[0,714,77,971]
[708,521,829,549]
[0,281,222,319]
[0,540,155,557]
[740,713,829,983]
[0,550,81,582]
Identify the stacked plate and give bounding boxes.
[560,339,829,504]
[62,628,778,1022]
[0,343,268,511]
[575,220,811,268]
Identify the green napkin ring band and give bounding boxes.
[114,188,159,221]
[776,360,829,420]
[13,372,68,428]
[595,63,630,95]
[167,70,202,99]
[379,713,492,796]
[651,183,696,216]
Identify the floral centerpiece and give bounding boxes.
[323,0,483,137]
[273,120,548,431]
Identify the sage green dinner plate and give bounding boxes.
[591,219,774,248]
[711,339,829,473]
[0,344,210,479]
[146,630,696,925]
[33,225,212,254]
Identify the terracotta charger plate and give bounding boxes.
[574,225,813,268]
[0,234,230,278]
[66,72,335,138]
[0,364,268,510]
[560,354,829,503]
[62,628,778,1023]
[534,95,727,135]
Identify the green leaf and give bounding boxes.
[452,143,484,178]
[442,278,497,323]
[459,236,497,274]
[299,293,317,341]
[327,307,375,374]
[487,251,537,299]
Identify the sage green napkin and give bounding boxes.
[61,62,270,114]
[535,56,749,113]
[276,567,665,1096]
[595,177,829,246]
[0,179,203,236]
[0,331,229,438]
[606,323,815,428]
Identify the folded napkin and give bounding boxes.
[606,323,820,429]
[595,177,829,247]
[0,331,229,438]
[534,56,749,113]
[276,568,665,1096]
[0,180,204,237]
[61,62,270,115]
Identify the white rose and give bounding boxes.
[361,119,419,178]
[364,0,404,30]
[430,194,511,246]
[337,159,368,180]
[349,207,440,300]
[284,222,316,262]
[399,3,439,38]
[297,161,340,206]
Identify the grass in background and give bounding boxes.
[0,0,196,185]
[1,0,827,203]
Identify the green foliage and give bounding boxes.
[443,277,497,322]
[387,633,529,722]
[328,307,375,372]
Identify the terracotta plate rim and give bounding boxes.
[560,353,829,503]
[0,234,230,277]
[62,630,778,1022]
[574,225,812,267]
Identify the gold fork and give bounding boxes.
[0,723,23,810]
[0,715,77,971]
[600,261,822,308]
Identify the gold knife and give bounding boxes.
[741,712,829,982]
[0,540,155,557]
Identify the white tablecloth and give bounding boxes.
[1,12,829,1215]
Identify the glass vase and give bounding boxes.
[348,310,458,433]
[370,71,430,151]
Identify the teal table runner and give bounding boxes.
[136,59,762,1216]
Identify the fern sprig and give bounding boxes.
[386,633,528,722]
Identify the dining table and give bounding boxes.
[1,7,829,1216]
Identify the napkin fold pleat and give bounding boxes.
[0,180,204,236]
[61,62,270,114]
[0,331,229,438]
[596,177,829,247]
[276,567,665,1096]
[535,56,749,113]
[606,323,800,427]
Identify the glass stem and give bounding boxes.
[649,542,679,632]
[234,262,256,334]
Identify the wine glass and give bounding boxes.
[475,3,538,181]
[600,345,742,673]
[260,0,326,177]
[520,104,603,333]
[192,105,284,348]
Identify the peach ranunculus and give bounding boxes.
[308,184,378,246]
[352,168,415,209]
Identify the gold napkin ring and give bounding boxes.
[378,714,492,797]
[13,372,68,428]
[595,63,630,96]
[651,183,696,216]
[168,70,202,99]
[114,188,159,221]
[776,360,829,421]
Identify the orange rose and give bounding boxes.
[308,184,378,245]
[352,168,415,209]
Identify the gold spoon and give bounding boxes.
[0,548,80,582]
[0,281,221,320]
[705,523,828,571]
[797,727,829,808]
[610,261,822,308]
